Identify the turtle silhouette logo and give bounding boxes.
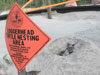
[11,11,23,27]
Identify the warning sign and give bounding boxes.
[5,3,51,72]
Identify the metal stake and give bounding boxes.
[18,68,27,75]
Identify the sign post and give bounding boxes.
[5,2,51,74]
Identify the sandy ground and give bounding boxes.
[0,11,100,75]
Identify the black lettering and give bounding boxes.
[13,40,24,45]
[27,30,30,35]
[8,29,26,34]
[7,34,16,39]
[23,35,26,40]
[17,35,22,40]
[31,30,34,35]
[27,30,34,35]
[27,35,30,40]
[21,40,24,45]
[31,35,39,41]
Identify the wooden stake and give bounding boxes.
[18,69,27,75]
[46,0,52,19]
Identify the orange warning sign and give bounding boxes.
[5,3,51,72]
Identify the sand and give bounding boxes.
[0,10,100,75]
